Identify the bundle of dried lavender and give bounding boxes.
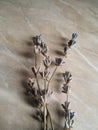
[32,35,55,130]
[25,33,77,130]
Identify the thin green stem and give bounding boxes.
[47,66,57,91]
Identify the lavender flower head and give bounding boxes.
[72,33,78,40]
[43,56,52,68]
[55,58,66,66]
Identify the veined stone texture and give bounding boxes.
[0,0,98,130]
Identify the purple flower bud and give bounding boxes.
[72,33,78,40]
[62,85,71,94]
[43,56,52,68]
[55,58,66,66]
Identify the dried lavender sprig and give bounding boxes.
[33,35,49,57]
[67,33,78,48]
[62,71,76,130]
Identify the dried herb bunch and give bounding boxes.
[25,34,78,130]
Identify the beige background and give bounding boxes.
[0,0,98,130]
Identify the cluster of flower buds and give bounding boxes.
[64,44,69,56]
[61,71,75,129]
[25,34,77,130]
[68,33,78,48]
[33,34,48,57]
[64,33,78,56]
[43,56,52,70]
[27,78,43,105]
[55,57,66,66]
[62,85,71,94]
[27,78,36,95]
[36,109,44,122]
[63,71,72,86]
[62,101,75,129]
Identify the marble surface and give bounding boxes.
[0,0,98,130]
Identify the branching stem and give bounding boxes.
[35,75,41,95]
[47,66,57,91]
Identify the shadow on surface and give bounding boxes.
[20,51,33,58]
[54,50,64,56]
[60,37,69,47]
[53,72,63,93]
